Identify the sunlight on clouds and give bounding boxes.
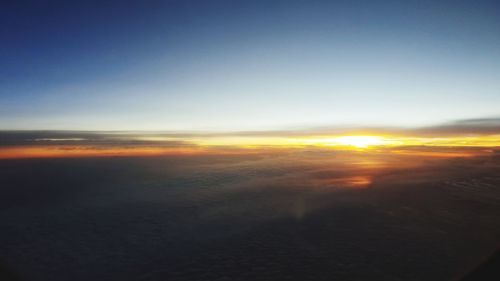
[0,132,499,159]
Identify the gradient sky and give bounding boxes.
[1,0,500,131]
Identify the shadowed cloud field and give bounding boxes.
[1,149,500,280]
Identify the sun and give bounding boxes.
[333,136,388,148]
[292,135,395,148]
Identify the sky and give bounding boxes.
[1,0,500,131]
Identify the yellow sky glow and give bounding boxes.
[193,134,500,148]
[0,134,499,159]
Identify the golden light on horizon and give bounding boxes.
[0,133,499,159]
[124,133,500,149]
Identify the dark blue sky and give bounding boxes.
[1,0,500,130]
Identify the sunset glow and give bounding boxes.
[0,132,498,159]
